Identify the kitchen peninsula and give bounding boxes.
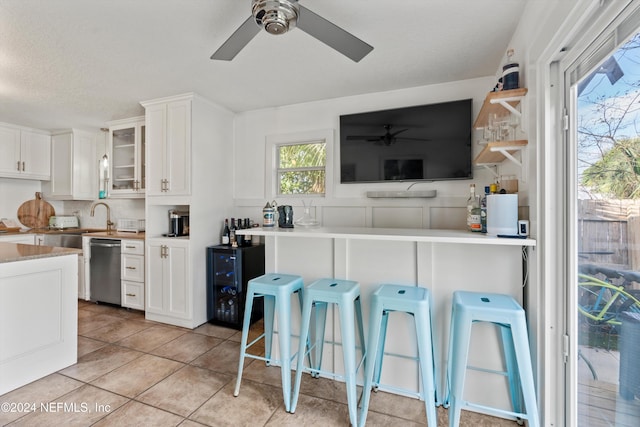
[239,226,535,415]
[0,243,79,395]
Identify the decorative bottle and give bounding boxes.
[480,186,489,234]
[222,219,230,245]
[467,184,476,231]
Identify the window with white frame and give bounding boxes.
[276,140,326,195]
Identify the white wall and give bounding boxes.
[232,76,522,230]
[0,178,45,222]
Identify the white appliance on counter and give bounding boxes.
[486,194,519,236]
[116,218,145,233]
[48,215,79,229]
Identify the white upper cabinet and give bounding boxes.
[42,129,97,200]
[144,99,191,197]
[0,123,51,180]
[108,116,146,198]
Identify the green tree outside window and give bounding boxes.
[277,142,326,195]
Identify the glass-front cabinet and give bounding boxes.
[108,116,145,197]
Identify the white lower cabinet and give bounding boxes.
[145,238,190,326]
[121,239,144,310]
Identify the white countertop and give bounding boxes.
[237,226,536,246]
[0,242,81,264]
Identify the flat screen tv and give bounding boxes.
[339,99,473,183]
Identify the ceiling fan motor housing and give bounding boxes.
[252,0,299,35]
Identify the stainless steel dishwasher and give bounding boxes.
[90,238,121,305]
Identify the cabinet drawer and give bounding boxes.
[121,254,144,282]
[122,280,144,310]
[121,239,144,255]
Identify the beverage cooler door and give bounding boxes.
[207,244,265,330]
[211,249,242,326]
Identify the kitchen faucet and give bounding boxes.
[90,202,114,234]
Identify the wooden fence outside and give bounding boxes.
[578,199,640,271]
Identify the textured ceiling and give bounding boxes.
[0,0,526,131]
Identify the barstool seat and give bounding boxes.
[290,278,365,426]
[446,291,539,427]
[234,273,304,413]
[358,284,438,427]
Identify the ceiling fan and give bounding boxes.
[211,0,373,62]
[346,124,430,146]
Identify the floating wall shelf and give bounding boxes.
[473,88,528,129]
[474,140,528,165]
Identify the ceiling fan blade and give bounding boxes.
[297,5,373,62]
[211,16,260,61]
[346,135,382,141]
[389,129,409,137]
[395,137,432,142]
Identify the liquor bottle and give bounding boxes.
[221,219,230,245]
[236,219,244,247]
[467,184,476,231]
[480,186,489,234]
[470,192,482,232]
[229,218,237,247]
[243,218,251,247]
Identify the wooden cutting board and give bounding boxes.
[17,192,55,229]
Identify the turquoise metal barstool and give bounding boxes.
[290,278,365,426]
[446,291,539,427]
[234,273,304,413]
[358,284,438,427]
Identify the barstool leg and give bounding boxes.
[234,290,256,397]
[296,289,313,368]
[373,311,389,387]
[415,308,438,427]
[355,296,366,362]
[263,295,275,364]
[500,324,522,415]
[290,296,314,414]
[512,318,540,427]
[358,298,384,427]
[310,301,328,375]
[338,300,359,427]
[277,292,293,412]
[448,310,473,427]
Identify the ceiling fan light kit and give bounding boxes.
[252,0,298,35]
[211,0,373,62]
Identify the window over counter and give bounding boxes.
[276,141,326,195]
[266,129,334,198]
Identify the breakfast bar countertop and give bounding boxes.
[0,242,81,264]
[239,226,536,246]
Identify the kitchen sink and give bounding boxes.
[43,233,83,249]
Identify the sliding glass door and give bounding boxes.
[566,6,640,425]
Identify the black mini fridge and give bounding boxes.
[206,244,265,330]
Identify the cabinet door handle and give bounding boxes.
[22,161,25,171]
[126,266,136,270]
[125,245,136,249]
[17,161,20,171]
[126,293,136,297]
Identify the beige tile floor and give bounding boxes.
[0,300,518,426]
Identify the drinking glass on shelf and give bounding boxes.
[499,120,510,141]
[508,113,520,140]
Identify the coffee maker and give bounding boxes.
[278,205,294,228]
[168,209,189,236]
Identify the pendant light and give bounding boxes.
[99,128,109,199]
